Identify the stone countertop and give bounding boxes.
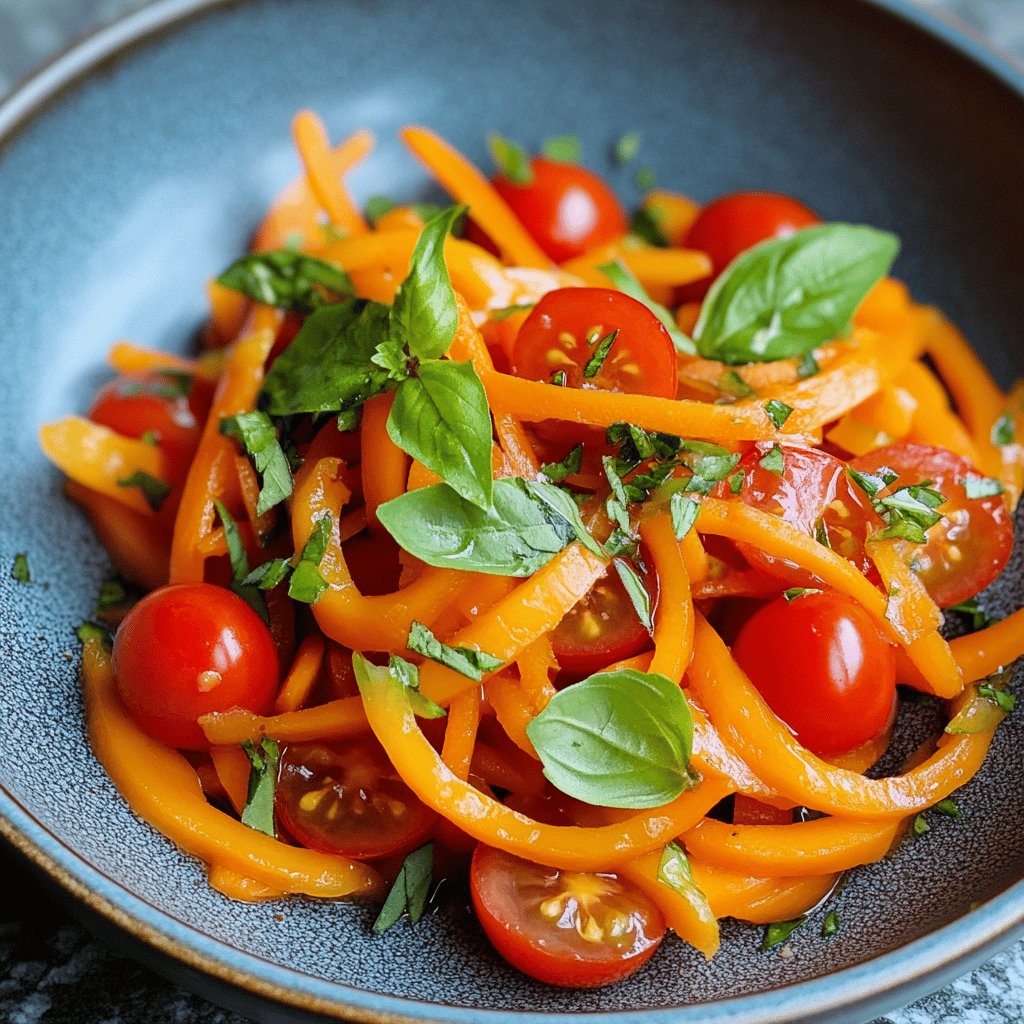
[2,1,1024,1022]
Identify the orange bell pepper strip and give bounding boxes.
[360,392,409,531]
[272,633,325,714]
[207,866,284,903]
[200,696,369,746]
[949,607,1024,683]
[689,861,839,925]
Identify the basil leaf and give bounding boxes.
[216,251,354,312]
[978,682,1016,713]
[784,587,818,601]
[365,195,397,224]
[629,206,668,247]
[949,597,994,631]
[764,399,794,429]
[599,259,696,355]
[540,443,583,483]
[76,621,112,648]
[613,559,653,631]
[551,370,568,387]
[516,479,607,560]
[116,470,171,511]
[846,465,898,498]
[372,843,434,934]
[377,479,575,577]
[542,133,581,163]
[822,911,840,938]
[658,842,713,920]
[694,224,900,364]
[489,134,532,184]
[727,470,745,494]
[582,330,619,379]
[991,413,1015,446]
[912,813,930,836]
[934,798,962,819]
[670,493,699,540]
[525,669,695,809]
[352,652,445,721]
[761,917,805,951]
[388,359,493,509]
[407,621,503,681]
[758,443,785,477]
[11,552,30,584]
[240,737,279,837]
[797,352,821,379]
[243,557,292,591]
[491,302,536,322]
[872,483,945,543]
[635,167,657,191]
[220,411,293,515]
[614,132,641,164]
[260,299,394,415]
[95,578,129,613]
[716,370,755,399]
[389,205,465,361]
[964,475,1004,499]
[214,501,269,621]
[287,515,331,604]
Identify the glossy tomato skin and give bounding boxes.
[682,191,820,297]
[850,443,1013,608]
[276,740,435,860]
[727,443,882,587]
[493,157,627,263]
[470,844,665,988]
[512,288,677,399]
[112,583,278,749]
[732,591,896,757]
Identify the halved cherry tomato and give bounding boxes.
[112,583,278,749]
[512,288,678,398]
[552,550,659,678]
[470,844,665,988]
[732,590,896,757]
[490,157,627,263]
[682,191,820,297]
[276,739,435,860]
[89,371,213,485]
[726,443,882,587]
[850,443,1013,607]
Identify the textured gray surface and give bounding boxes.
[1,0,1024,1022]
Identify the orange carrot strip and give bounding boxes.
[360,393,409,531]
[83,641,381,898]
[561,241,711,288]
[108,341,222,381]
[401,126,550,268]
[949,607,1024,682]
[273,634,326,714]
[642,191,701,245]
[200,696,369,746]
[209,745,251,815]
[441,688,482,782]
[641,515,693,684]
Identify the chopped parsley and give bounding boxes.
[488,133,532,184]
[11,553,30,583]
[758,443,785,476]
[762,917,805,951]
[991,413,1015,446]
[582,329,619,379]
[764,399,794,429]
[613,131,641,164]
[116,470,171,511]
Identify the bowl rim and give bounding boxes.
[2,0,1024,1021]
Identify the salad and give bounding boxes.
[34,110,1024,988]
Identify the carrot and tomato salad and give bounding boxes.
[37,110,1024,987]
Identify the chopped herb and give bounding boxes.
[991,413,1015,446]
[762,917,805,951]
[240,737,279,837]
[214,501,268,621]
[912,814,930,836]
[872,483,945,544]
[635,166,657,191]
[934,798,962,820]
[815,518,833,549]
[220,411,294,515]
[217,251,354,312]
[683,442,741,495]
[542,133,581,163]
[797,352,820,379]
[373,843,434,934]
[140,429,159,446]
[670,493,700,541]
[551,370,568,387]
[116,470,172,511]
[612,559,654,631]
[846,465,898,499]
[76,621,112,647]
[949,597,993,631]
[540,443,583,483]
[759,443,785,476]
[365,195,397,224]
[288,515,332,604]
[765,399,794,429]
[629,205,668,247]
[353,652,446,721]
[491,302,535,321]
[488,133,533,184]
[582,329,619,378]
[95,578,129,612]
[407,620,503,681]
[607,421,682,473]
[964,476,1004,499]
[716,370,755,399]
[614,131,641,164]
[978,683,1016,713]
[822,911,840,938]
[337,407,361,432]
[727,470,745,494]
[657,842,712,919]
[11,553,30,583]
[783,588,817,601]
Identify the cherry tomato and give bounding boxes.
[491,157,627,263]
[112,583,278,749]
[850,443,1013,607]
[732,591,896,757]
[89,371,212,484]
[470,844,665,988]
[552,551,659,678]
[512,288,678,398]
[683,191,820,295]
[727,443,882,587]
[276,740,435,860]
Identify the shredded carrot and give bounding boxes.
[200,695,369,746]
[441,688,482,781]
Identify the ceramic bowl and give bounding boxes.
[1,1,1022,1021]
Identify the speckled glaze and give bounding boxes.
[1,1,1023,1022]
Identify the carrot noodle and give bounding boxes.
[43,118,1024,971]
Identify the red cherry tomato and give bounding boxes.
[726,443,882,587]
[552,552,659,678]
[850,443,1013,607]
[491,157,627,263]
[732,591,896,757]
[89,371,213,484]
[112,583,278,749]
[682,191,820,297]
[512,288,678,398]
[470,844,665,988]
[276,740,435,860]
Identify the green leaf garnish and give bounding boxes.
[761,917,805,951]
[352,652,446,721]
[694,224,900,364]
[629,205,668,247]
[76,621,112,647]
[764,399,794,429]
[822,911,840,938]
[240,737,279,837]
[797,352,820,379]
[116,470,172,511]
[949,597,993,631]
[846,465,898,499]
[407,621,503,681]
[991,413,1015,446]
[598,259,695,354]
[365,195,398,224]
[635,167,657,191]
[670,493,700,541]
[551,369,568,387]
[716,370,755,399]
[934,798,962,819]
[287,515,332,604]
[491,302,535,321]
[488,133,533,185]
[758,443,785,477]
[978,682,1016,713]
[872,483,945,544]
[220,411,294,515]
[372,843,434,934]
[727,470,745,494]
[216,251,354,312]
[214,501,269,621]
[582,329,619,379]
[518,479,607,560]
[526,669,695,809]
[963,475,1004,499]
[541,444,584,484]
[11,552,30,583]
[614,132,641,164]
[657,842,713,920]
[912,813,930,836]
[95,578,130,613]
[612,559,654,631]
[542,133,581,163]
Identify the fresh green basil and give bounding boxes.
[407,621,503,681]
[216,250,354,312]
[525,669,695,809]
[764,399,794,429]
[635,167,657,191]
[76,621,112,648]
[758,443,785,477]
[846,465,898,498]
[797,352,821,379]
[11,552,30,584]
[992,413,1015,446]
[287,515,332,605]
[761,917,805,951]
[822,910,840,938]
[387,359,493,509]
[727,470,745,494]
[629,205,668,247]
[613,559,653,631]
[214,501,269,621]
[964,475,1004,499]
[488,133,532,185]
[94,578,130,614]
[694,224,900,364]
[716,370,756,399]
[599,259,695,354]
[582,330,619,379]
[372,843,434,933]
[670,493,699,540]
[352,652,446,721]
[491,302,536,322]
[518,478,606,560]
[116,470,172,511]
[657,842,712,920]
[540,443,583,483]
[542,133,581,163]
[872,483,945,543]
[240,737,279,837]
[949,597,994,631]
[220,410,293,515]
[614,131,641,164]
[934,797,962,819]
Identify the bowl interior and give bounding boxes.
[1,0,1023,1018]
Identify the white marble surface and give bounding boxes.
[0,1,1023,1023]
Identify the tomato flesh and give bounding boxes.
[112,583,278,749]
[276,739,435,860]
[850,443,1013,607]
[732,591,896,757]
[470,844,665,988]
[492,157,627,263]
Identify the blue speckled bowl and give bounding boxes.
[1,1,1023,1021]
